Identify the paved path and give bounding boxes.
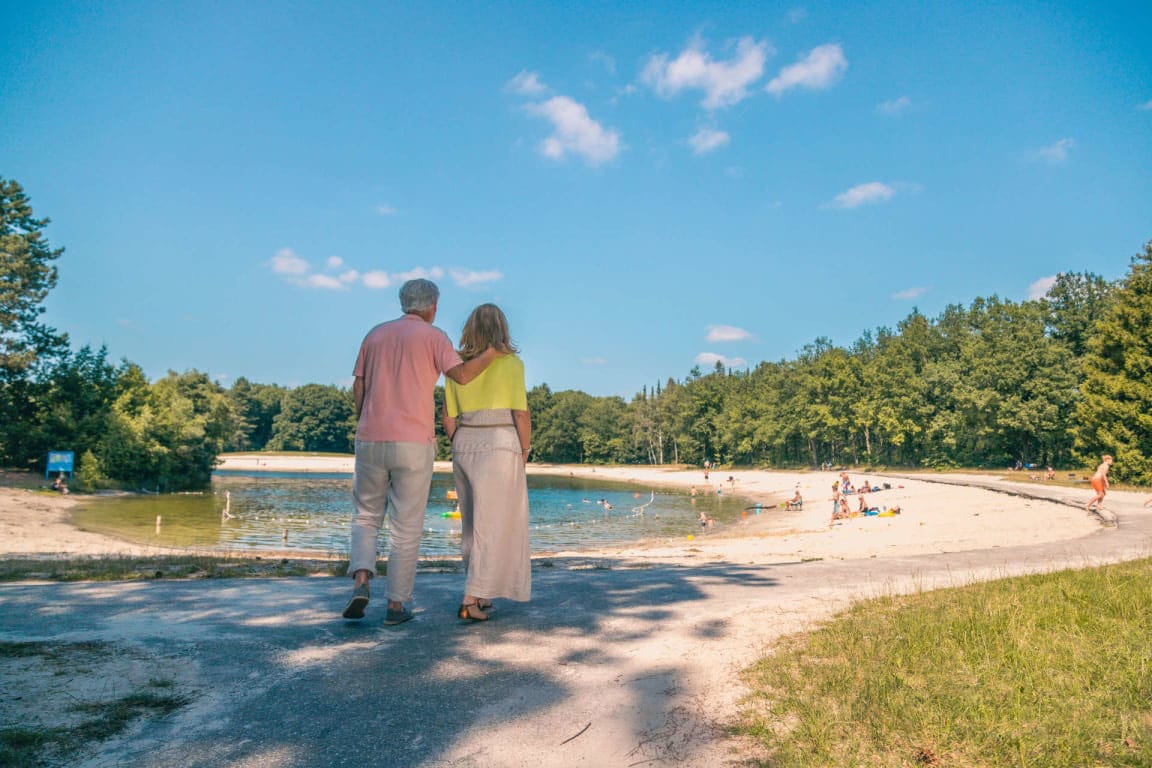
[2,479,1150,767]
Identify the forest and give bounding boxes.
[4,176,1152,489]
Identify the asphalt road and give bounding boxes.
[2,478,1150,767]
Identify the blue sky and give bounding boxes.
[3,1,1150,397]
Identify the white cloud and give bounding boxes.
[362,271,391,289]
[1028,275,1058,300]
[1036,138,1074,164]
[339,269,360,284]
[706,324,752,342]
[642,36,770,110]
[507,70,548,96]
[377,204,398,216]
[877,96,911,115]
[269,248,309,275]
[326,256,344,269]
[689,128,730,155]
[393,266,445,282]
[450,268,503,287]
[1139,99,1152,111]
[766,43,847,96]
[695,352,747,368]
[893,287,927,300]
[829,181,895,209]
[527,96,621,166]
[302,273,345,290]
[581,357,608,365]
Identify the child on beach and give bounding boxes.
[1085,454,1113,513]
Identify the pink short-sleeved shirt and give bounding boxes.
[353,314,463,443]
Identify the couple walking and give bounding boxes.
[342,278,531,625]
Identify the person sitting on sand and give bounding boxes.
[786,490,803,510]
[1085,454,1113,513]
[52,473,69,495]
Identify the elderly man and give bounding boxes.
[343,279,498,624]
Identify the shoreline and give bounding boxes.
[1,457,1118,568]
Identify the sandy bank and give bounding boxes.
[2,457,1110,565]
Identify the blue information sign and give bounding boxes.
[46,451,75,479]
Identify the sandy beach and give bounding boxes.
[2,455,1107,564]
[3,459,1147,767]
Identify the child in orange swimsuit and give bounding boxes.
[1085,454,1113,513]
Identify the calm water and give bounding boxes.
[71,471,771,556]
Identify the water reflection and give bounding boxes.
[72,471,769,556]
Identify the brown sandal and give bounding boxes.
[458,602,489,622]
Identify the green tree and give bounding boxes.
[0,177,66,376]
[1074,241,1152,483]
[1042,271,1116,358]
[268,384,355,453]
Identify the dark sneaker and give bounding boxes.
[384,606,414,626]
[342,584,370,620]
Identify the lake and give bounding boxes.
[71,470,763,556]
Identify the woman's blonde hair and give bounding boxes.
[458,303,518,360]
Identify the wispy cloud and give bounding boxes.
[642,36,770,110]
[301,274,345,290]
[362,270,391,289]
[1035,138,1074,164]
[787,7,808,24]
[876,95,911,115]
[527,96,621,166]
[695,352,747,368]
[268,252,499,292]
[1139,98,1152,111]
[507,70,548,96]
[269,248,309,275]
[393,266,445,282]
[893,286,927,300]
[1028,275,1058,300]
[706,324,752,342]
[589,51,616,74]
[689,128,730,155]
[766,43,847,96]
[450,268,503,287]
[828,181,895,209]
[377,204,398,216]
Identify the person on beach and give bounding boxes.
[343,279,500,624]
[443,304,531,622]
[1085,454,1113,514]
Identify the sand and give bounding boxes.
[1,455,1104,564]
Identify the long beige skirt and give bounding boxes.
[452,409,531,602]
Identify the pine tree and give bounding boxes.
[1074,240,1152,483]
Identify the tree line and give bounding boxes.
[4,176,1152,488]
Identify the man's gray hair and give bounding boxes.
[399,279,440,313]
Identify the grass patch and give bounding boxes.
[0,555,348,582]
[738,559,1152,767]
[0,642,189,768]
[0,689,188,767]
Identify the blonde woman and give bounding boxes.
[443,304,531,621]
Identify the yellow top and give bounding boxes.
[445,354,528,417]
